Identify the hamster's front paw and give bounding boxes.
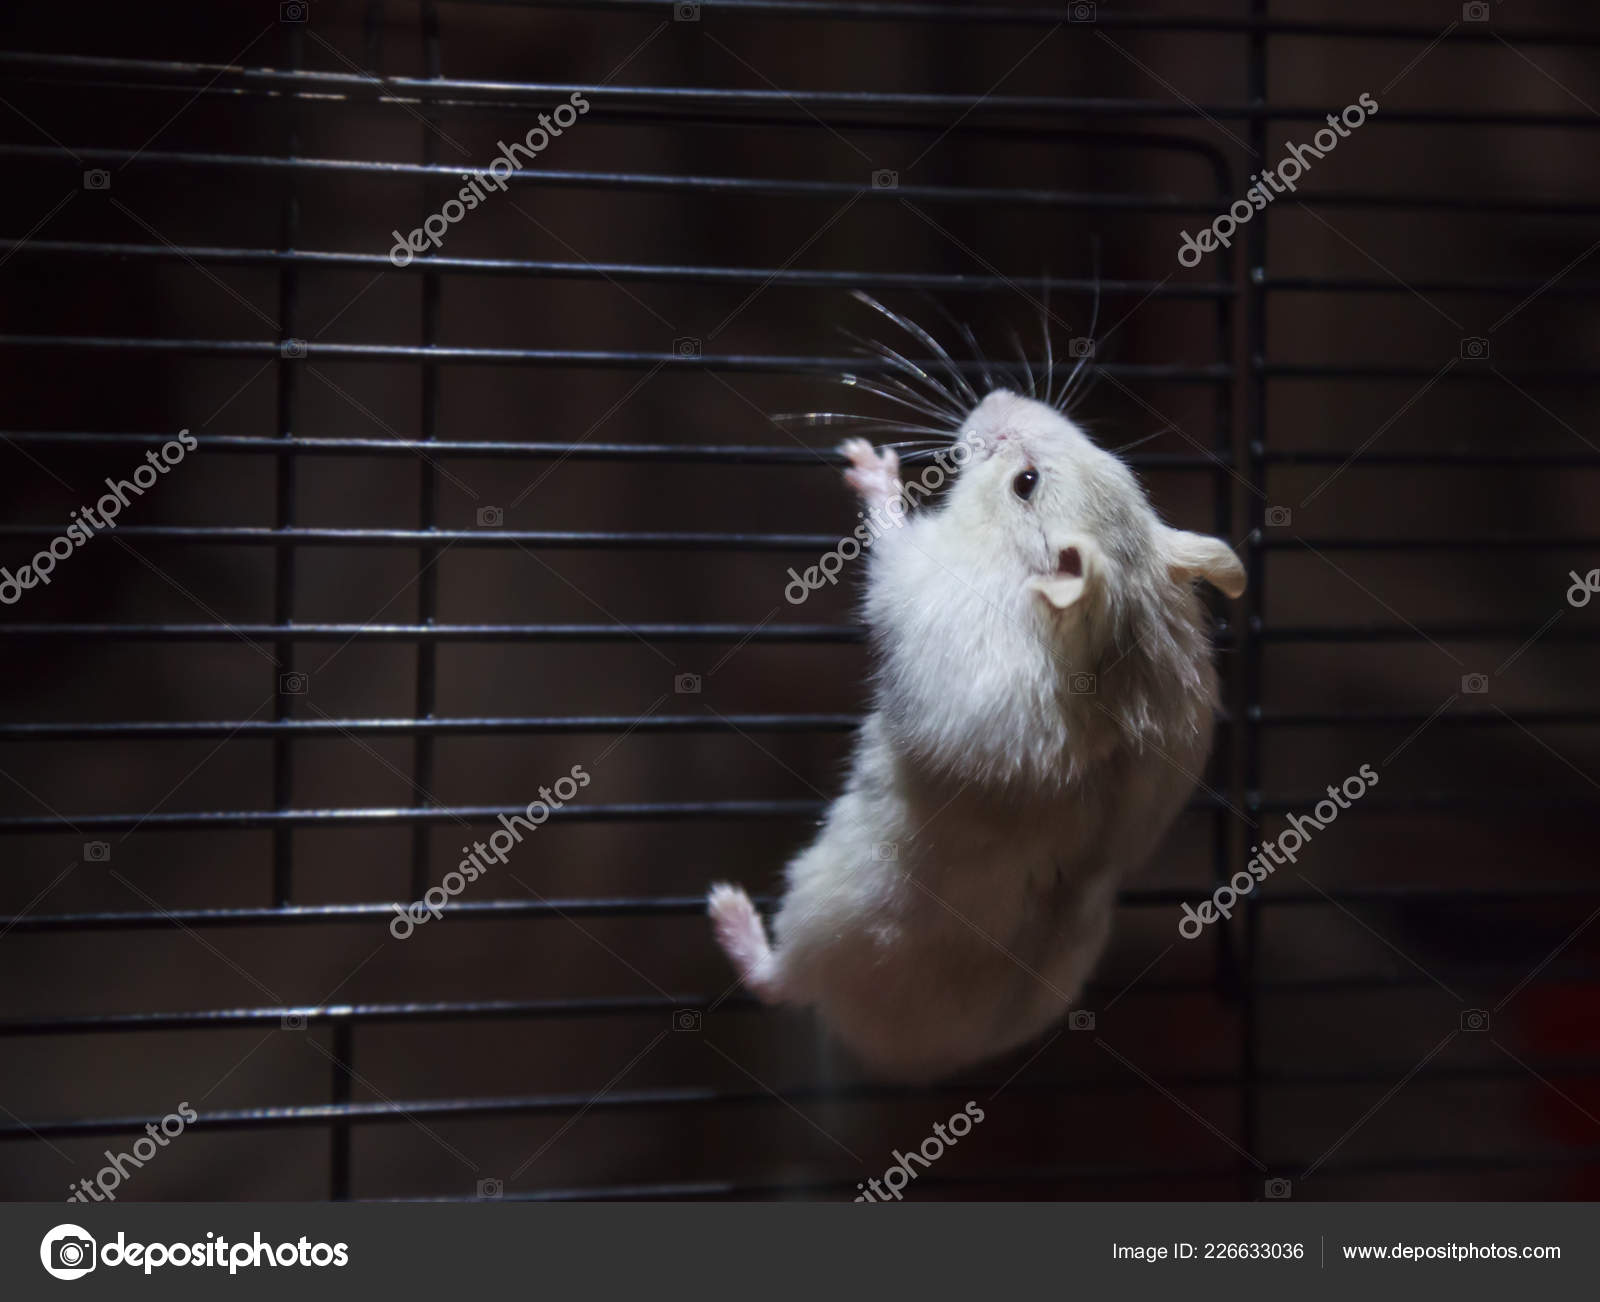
[839,438,901,511]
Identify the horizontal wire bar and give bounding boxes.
[1253,620,1600,643]
[6,1062,1600,1141]
[9,48,1600,120]
[0,433,1232,469]
[4,617,1579,646]
[0,72,1239,173]
[0,795,1226,834]
[0,713,862,741]
[0,800,829,834]
[1251,793,1600,812]
[0,143,1213,211]
[1254,707,1600,727]
[7,881,1598,935]
[0,790,1589,835]
[0,706,1584,745]
[5,141,1595,216]
[0,526,1589,552]
[436,1,1600,47]
[1266,362,1600,382]
[1266,275,1600,297]
[1257,536,1600,551]
[0,335,1228,382]
[1260,449,1600,468]
[0,621,869,642]
[0,239,1231,296]
[0,963,1590,1042]
[0,525,849,551]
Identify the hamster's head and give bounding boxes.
[866,388,1245,789]
[942,389,1244,638]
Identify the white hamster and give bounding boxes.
[708,387,1244,1082]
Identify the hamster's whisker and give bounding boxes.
[849,289,979,409]
[1007,327,1037,399]
[838,372,960,425]
[919,294,998,400]
[1057,251,1103,414]
[773,412,946,435]
[1064,353,1103,416]
[840,330,967,420]
[851,363,966,423]
[1040,281,1056,408]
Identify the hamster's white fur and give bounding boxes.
[709,390,1244,1082]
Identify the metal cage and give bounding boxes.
[1,0,1598,1202]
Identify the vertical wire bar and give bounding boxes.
[1241,0,1271,1200]
[326,0,394,1203]
[410,0,444,903]
[1202,148,1238,1006]
[1203,128,1243,1197]
[271,21,304,910]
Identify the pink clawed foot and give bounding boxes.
[839,438,901,512]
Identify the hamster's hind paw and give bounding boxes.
[839,438,901,510]
[707,882,783,1004]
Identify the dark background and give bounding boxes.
[0,0,1597,1201]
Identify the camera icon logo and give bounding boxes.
[675,673,702,694]
[477,1177,504,1198]
[873,842,899,861]
[871,169,899,190]
[1460,336,1490,360]
[673,337,702,359]
[675,1,701,19]
[281,0,309,19]
[281,1011,307,1030]
[279,671,309,695]
[83,841,111,862]
[40,1224,97,1280]
[1068,1009,1096,1031]
[1265,506,1292,527]
[1264,1177,1292,1199]
[83,169,110,191]
[1068,672,1097,695]
[1069,1,1098,20]
[1460,1008,1491,1032]
[1068,337,1095,359]
[1462,1,1490,20]
[476,505,504,528]
[1461,673,1489,694]
[674,1009,703,1031]
[280,338,307,359]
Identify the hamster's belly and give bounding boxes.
[793,838,1121,1081]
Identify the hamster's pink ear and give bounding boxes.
[1164,527,1246,599]
[1027,537,1099,610]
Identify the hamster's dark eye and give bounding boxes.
[1012,468,1039,501]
